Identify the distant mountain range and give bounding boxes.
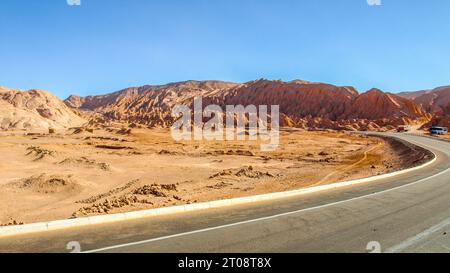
[64,79,441,131]
[1,80,449,131]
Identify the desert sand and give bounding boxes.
[0,125,432,225]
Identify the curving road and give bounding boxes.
[0,133,449,253]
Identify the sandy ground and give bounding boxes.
[0,127,431,225]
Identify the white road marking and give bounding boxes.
[386,216,450,253]
[84,167,450,253]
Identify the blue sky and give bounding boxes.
[1,0,449,98]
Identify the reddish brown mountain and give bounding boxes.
[220,80,358,120]
[64,79,431,130]
[65,81,240,127]
[345,88,429,120]
[398,86,450,129]
[398,86,450,114]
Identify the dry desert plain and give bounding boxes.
[0,125,431,226]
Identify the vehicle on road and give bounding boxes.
[397,125,411,133]
[429,126,448,135]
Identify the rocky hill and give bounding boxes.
[398,86,450,129]
[0,87,86,130]
[64,79,431,131]
[65,81,240,127]
[398,86,450,114]
[0,80,439,132]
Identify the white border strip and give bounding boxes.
[0,137,438,238]
[84,167,450,253]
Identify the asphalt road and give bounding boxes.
[0,133,449,253]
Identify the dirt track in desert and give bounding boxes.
[0,127,431,225]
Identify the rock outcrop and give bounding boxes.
[65,80,430,130]
[0,87,86,130]
[399,86,450,129]
[398,86,450,114]
[0,80,438,131]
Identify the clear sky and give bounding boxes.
[1,0,449,98]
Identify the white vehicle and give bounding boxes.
[429,126,448,135]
